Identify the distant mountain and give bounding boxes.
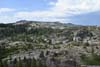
[14,20,80,28]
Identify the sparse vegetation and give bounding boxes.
[0,20,100,67]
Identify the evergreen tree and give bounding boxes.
[17,57,23,67]
[0,61,3,67]
[0,45,6,62]
[32,57,37,67]
[3,60,8,67]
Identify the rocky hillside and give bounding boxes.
[0,20,100,67]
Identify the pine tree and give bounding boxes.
[0,61,3,67]
[17,57,23,67]
[13,58,17,67]
[32,57,37,67]
[3,59,8,67]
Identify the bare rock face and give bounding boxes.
[38,49,80,67]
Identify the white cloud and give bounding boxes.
[14,11,67,23]
[1,0,100,23]
[0,8,15,13]
[15,11,66,18]
[52,0,100,14]
[0,16,18,23]
[15,0,100,23]
[49,2,56,6]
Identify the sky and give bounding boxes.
[0,0,100,25]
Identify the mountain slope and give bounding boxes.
[0,20,100,67]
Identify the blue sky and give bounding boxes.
[0,0,100,25]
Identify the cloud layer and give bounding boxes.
[0,8,15,13]
[0,0,100,23]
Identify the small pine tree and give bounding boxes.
[39,51,44,58]
[32,57,37,67]
[3,60,8,67]
[0,61,3,67]
[17,57,23,67]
